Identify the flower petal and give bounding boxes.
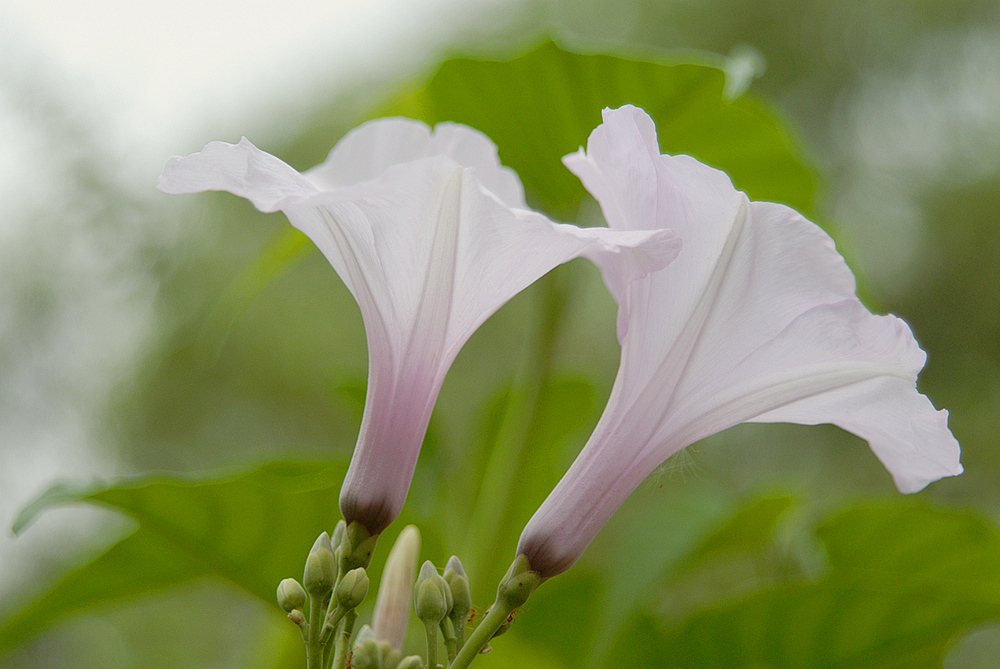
[336,158,679,532]
[518,105,960,578]
[157,137,315,212]
[159,117,681,536]
[563,105,740,235]
[306,117,526,208]
[565,106,746,345]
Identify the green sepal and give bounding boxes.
[331,519,347,554]
[340,521,379,572]
[497,553,542,610]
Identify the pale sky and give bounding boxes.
[0,0,533,164]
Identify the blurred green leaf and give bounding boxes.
[671,493,797,577]
[1,461,348,659]
[589,489,794,667]
[0,532,199,661]
[486,489,794,668]
[607,501,1000,669]
[386,40,816,220]
[206,227,314,349]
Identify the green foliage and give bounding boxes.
[7,467,1000,669]
[1,462,349,658]
[673,494,797,574]
[384,41,817,220]
[605,501,1000,669]
[507,489,795,669]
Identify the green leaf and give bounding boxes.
[671,493,797,577]
[493,489,793,668]
[607,500,1000,669]
[386,40,816,220]
[590,489,794,668]
[250,42,819,345]
[204,226,314,350]
[0,532,198,660]
[0,461,348,658]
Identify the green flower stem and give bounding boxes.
[320,554,347,666]
[441,617,458,664]
[424,620,440,669]
[330,609,358,669]
[448,600,511,669]
[306,592,325,669]
[321,633,333,669]
[449,556,542,669]
[318,606,346,649]
[451,600,467,652]
[322,568,347,669]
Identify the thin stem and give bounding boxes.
[453,617,466,656]
[448,599,514,669]
[322,636,333,669]
[320,555,346,668]
[306,593,325,669]
[318,606,346,649]
[450,555,541,669]
[330,609,358,669]
[444,636,458,665]
[424,620,439,669]
[441,617,458,665]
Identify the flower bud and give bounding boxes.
[336,567,370,610]
[396,656,424,669]
[354,624,376,644]
[443,556,471,624]
[351,625,401,669]
[373,526,420,650]
[383,647,402,669]
[351,625,381,669]
[276,577,307,613]
[331,519,347,553]
[414,561,449,623]
[303,532,337,597]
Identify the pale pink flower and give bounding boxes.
[518,105,962,578]
[158,117,680,534]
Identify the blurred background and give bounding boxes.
[2,0,999,666]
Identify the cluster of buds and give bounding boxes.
[276,520,378,669]
[351,625,424,669]
[413,557,473,668]
[278,524,491,669]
